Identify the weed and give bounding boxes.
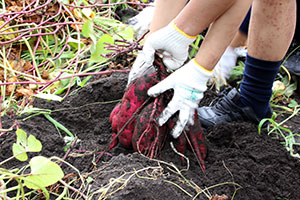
[0,129,64,200]
[258,107,300,159]
[0,0,137,116]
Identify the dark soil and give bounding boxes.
[1,72,300,200]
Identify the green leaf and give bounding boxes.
[24,156,64,189]
[86,177,94,183]
[68,37,85,50]
[288,99,299,108]
[113,27,134,41]
[12,143,28,161]
[82,19,96,44]
[79,75,92,87]
[27,135,42,152]
[282,75,290,86]
[90,34,114,63]
[34,93,63,101]
[16,129,27,146]
[284,82,297,98]
[82,19,94,38]
[44,114,74,138]
[13,129,42,161]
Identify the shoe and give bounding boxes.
[284,38,300,76]
[284,49,300,76]
[197,88,272,128]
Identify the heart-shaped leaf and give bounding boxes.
[12,143,27,161]
[24,156,64,189]
[13,129,42,161]
[90,34,114,63]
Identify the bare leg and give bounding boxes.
[230,31,247,48]
[197,0,297,127]
[238,0,297,118]
[248,0,296,61]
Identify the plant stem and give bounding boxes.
[268,108,300,135]
[59,180,87,199]
[0,69,130,87]
[22,38,42,80]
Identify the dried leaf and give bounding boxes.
[13,60,25,72]
[7,6,23,12]
[0,71,4,81]
[272,80,285,92]
[16,87,34,98]
[73,8,83,20]
[210,194,228,200]
[6,77,18,95]
[46,4,59,13]
[7,76,17,82]
[70,24,82,31]
[42,71,49,79]
[23,61,32,72]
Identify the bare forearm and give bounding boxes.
[149,0,187,32]
[195,0,251,70]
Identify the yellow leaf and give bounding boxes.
[272,80,286,97]
[272,80,285,92]
[73,8,83,20]
[82,8,95,19]
[0,21,16,40]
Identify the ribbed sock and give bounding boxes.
[239,54,282,119]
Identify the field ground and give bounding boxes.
[1,72,300,199]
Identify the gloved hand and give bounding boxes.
[127,51,156,86]
[127,3,155,39]
[148,59,212,138]
[143,21,197,71]
[211,46,238,87]
[128,21,196,86]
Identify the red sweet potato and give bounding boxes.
[186,112,207,170]
[132,96,167,158]
[109,72,162,149]
[110,103,121,132]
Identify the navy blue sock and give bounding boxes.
[239,7,251,35]
[239,54,282,119]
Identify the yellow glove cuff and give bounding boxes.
[192,59,213,73]
[172,21,198,39]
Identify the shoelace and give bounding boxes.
[212,88,242,117]
[208,87,232,107]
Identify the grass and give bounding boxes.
[258,106,300,159]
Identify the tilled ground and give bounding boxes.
[1,72,300,199]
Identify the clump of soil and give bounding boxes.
[1,72,300,199]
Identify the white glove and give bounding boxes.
[127,51,156,86]
[143,21,197,71]
[127,4,155,39]
[212,46,238,86]
[148,59,212,138]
